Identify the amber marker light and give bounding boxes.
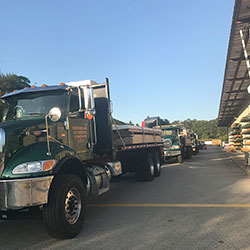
[42,160,56,171]
[33,131,42,137]
[42,84,48,87]
[60,82,65,85]
[87,114,93,120]
[31,85,36,88]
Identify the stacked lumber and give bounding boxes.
[226,147,236,152]
[229,123,242,150]
[112,125,162,147]
[241,119,250,151]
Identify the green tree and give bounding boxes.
[159,118,170,126]
[180,118,227,140]
[183,118,192,130]
[0,73,30,96]
[112,118,127,125]
[128,120,134,126]
[0,73,31,121]
[171,120,180,124]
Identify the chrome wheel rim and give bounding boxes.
[65,188,81,224]
[150,164,154,176]
[156,162,160,172]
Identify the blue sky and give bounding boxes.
[0,0,234,124]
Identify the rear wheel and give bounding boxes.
[43,174,87,239]
[136,152,154,181]
[177,154,183,163]
[153,151,161,177]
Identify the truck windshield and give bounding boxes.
[1,91,66,122]
[162,129,176,136]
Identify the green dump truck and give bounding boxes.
[0,78,163,239]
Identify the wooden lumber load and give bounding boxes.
[112,125,162,147]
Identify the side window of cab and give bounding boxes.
[70,90,79,113]
[69,89,84,118]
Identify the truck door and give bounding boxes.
[68,88,92,160]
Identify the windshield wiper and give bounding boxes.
[26,112,45,116]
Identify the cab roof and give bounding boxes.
[2,85,69,99]
[2,79,97,99]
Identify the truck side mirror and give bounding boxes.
[82,87,95,112]
[48,107,61,122]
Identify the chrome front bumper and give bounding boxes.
[0,176,54,210]
[164,150,181,157]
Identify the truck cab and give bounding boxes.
[158,125,193,163]
[0,79,115,237]
[161,125,183,163]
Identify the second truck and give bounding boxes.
[143,117,193,163]
[159,125,193,163]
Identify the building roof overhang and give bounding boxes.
[218,0,250,126]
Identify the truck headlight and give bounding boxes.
[12,160,56,174]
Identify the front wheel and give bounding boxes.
[43,174,87,239]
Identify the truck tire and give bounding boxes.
[177,154,183,163]
[153,151,161,177]
[43,174,87,239]
[136,152,154,181]
[186,147,192,159]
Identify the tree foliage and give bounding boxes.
[112,118,127,125]
[0,73,31,96]
[159,118,170,126]
[146,117,170,128]
[0,73,31,121]
[128,120,134,126]
[173,118,227,140]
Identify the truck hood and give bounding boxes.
[0,118,45,134]
[0,118,47,167]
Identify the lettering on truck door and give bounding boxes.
[68,89,92,160]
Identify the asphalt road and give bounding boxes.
[2,146,250,250]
